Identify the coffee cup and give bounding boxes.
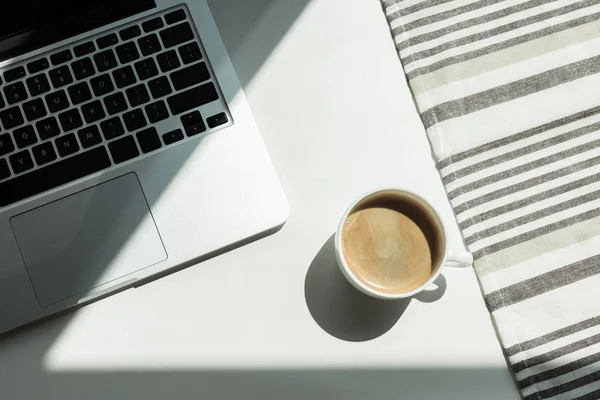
[334,188,473,300]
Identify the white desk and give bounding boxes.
[0,0,518,398]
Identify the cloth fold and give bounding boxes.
[381,0,600,398]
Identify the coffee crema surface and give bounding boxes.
[341,192,444,294]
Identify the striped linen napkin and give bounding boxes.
[380,0,600,399]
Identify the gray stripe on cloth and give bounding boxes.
[523,370,600,399]
[474,214,600,276]
[454,155,600,215]
[410,21,600,95]
[386,0,457,19]
[459,172,600,230]
[464,188,600,245]
[395,0,562,51]
[437,106,600,169]
[506,316,600,357]
[443,121,600,186]
[382,0,400,8]
[448,138,600,200]
[574,388,600,400]
[519,351,600,389]
[406,11,600,81]
[421,53,600,129]
[390,0,506,34]
[473,206,600,259]
[513,333,600,374]
[486,254,600,312]
[402,0,600,65]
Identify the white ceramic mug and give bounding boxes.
[334,188,473,300]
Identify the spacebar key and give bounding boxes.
[167,82,219,115]
[0,146,111,207]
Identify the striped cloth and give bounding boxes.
[381,0,600,399]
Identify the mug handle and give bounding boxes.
[445,250,473,268]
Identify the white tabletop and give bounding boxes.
[0,0,518,398]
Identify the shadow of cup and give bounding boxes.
[304,234,448,342]
[304,235,409,342]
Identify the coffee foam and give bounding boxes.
[341,191,444,294]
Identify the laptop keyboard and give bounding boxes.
[0,5,231,207]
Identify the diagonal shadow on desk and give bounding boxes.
[0,1,518,399]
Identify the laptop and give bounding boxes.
[0,0,289,334]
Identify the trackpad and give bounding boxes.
[11,173,167,307]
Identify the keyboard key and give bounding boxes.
[0,106,24,129]
[134,58,158,80]
[90,74,115,96]
[45,90,69,113]
[26,74,51,96]
[157,50,180,72]
[170,62,210,90]
[0,133,15,156]
[123,109,147,132]
[103,92,127,115]
[109,135,138,164]
[27,58,49,74]
[78,125,102,148]
[4,66,26,82]
[180,110,202,127]
[0,159,10,180]
[185,121,206,137]
[181,110,206,136]
[178,42,202,65]
[49,66,73,88]
[165,9,186,25]
[94,49,118,72]
[36,116,60,140]
[71,57,95,80]
[23,98,47,121]
[50,49,73,65]
[148,76,172,98]
[32,141,57,165]
[112,65,137,88]
[97,33,118,49]
[4,82,28,104]
[68,81,92,105]
[13,125,37,148]
[0,146,111,206]
[120,25,142,41]
[138,34,162,56]
[167,82,218,115]
[142,17,164,32]
[58,109,83,131]
[160,22,194,48]
[0,93,4,108]
[162,128,183,145]
[100,116,125,140]
[136,127,161,153]
[81,100,106,123]
[115,42,140,65]
[9,150,34,174]
[74,41,95,57]
[126,84,150,107]
[145,100,169,123]
[55,133,80,157]
[207,112,229,128]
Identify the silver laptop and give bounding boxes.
[0,0,288,334]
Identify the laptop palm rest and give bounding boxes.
[10,173,167,307]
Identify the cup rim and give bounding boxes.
[335,188,448,300]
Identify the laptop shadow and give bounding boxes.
[0,1,518,399]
